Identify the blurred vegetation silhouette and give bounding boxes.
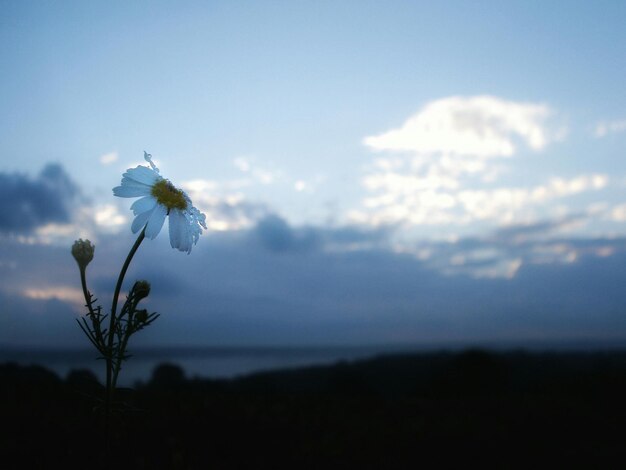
[2,349,626,468]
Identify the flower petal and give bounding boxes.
[113,184,152,198]
[168,209,185,251]
[179,221,192,253]
[123,166,160,185]
[131,208,154,233]
[119,177,154,189]
[130,196,157,215]
[145,203,167,239]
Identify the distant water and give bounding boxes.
[0,346,407,387]
[3,339,625,387]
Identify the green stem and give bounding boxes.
[109,227,147,336]
[112,314,133,389]
[79,267,96,317]
[104,226,146,457]
[79,267,106,351]
[111,293,139,389]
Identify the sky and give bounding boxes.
[1,0,626,349]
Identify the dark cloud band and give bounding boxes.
[0,164,77,233]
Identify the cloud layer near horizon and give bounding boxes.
[2,212,626,348]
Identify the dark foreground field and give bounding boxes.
[2,349,626,469]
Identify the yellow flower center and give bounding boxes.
[151,179,188,211]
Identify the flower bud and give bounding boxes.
[71,239,95,270]
[133,280,151,300]
[135,309,148,323]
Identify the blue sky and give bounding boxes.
[1,1,626,348]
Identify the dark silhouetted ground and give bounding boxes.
[2,349,626,468]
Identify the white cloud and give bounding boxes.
[17,202,127,245]
[594,120,626,138]
[294,180,308,192]
[233,156,282,185]
[399,208,623,279]
[353,96,611,236]
[233,157,251,172]
[364,95,555,157]
[183,179,219,193]
[181,179,268,231]
[351,172,607,228]
[471,258,523,280]
[610,203,626,222]
[232,156,325,198]
[99,151,119,165]
[94,204,127,229]
[35,223,77,238]
[456,174,608,222]
[22,286,84,310]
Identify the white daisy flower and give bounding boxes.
[113,152,207,254]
